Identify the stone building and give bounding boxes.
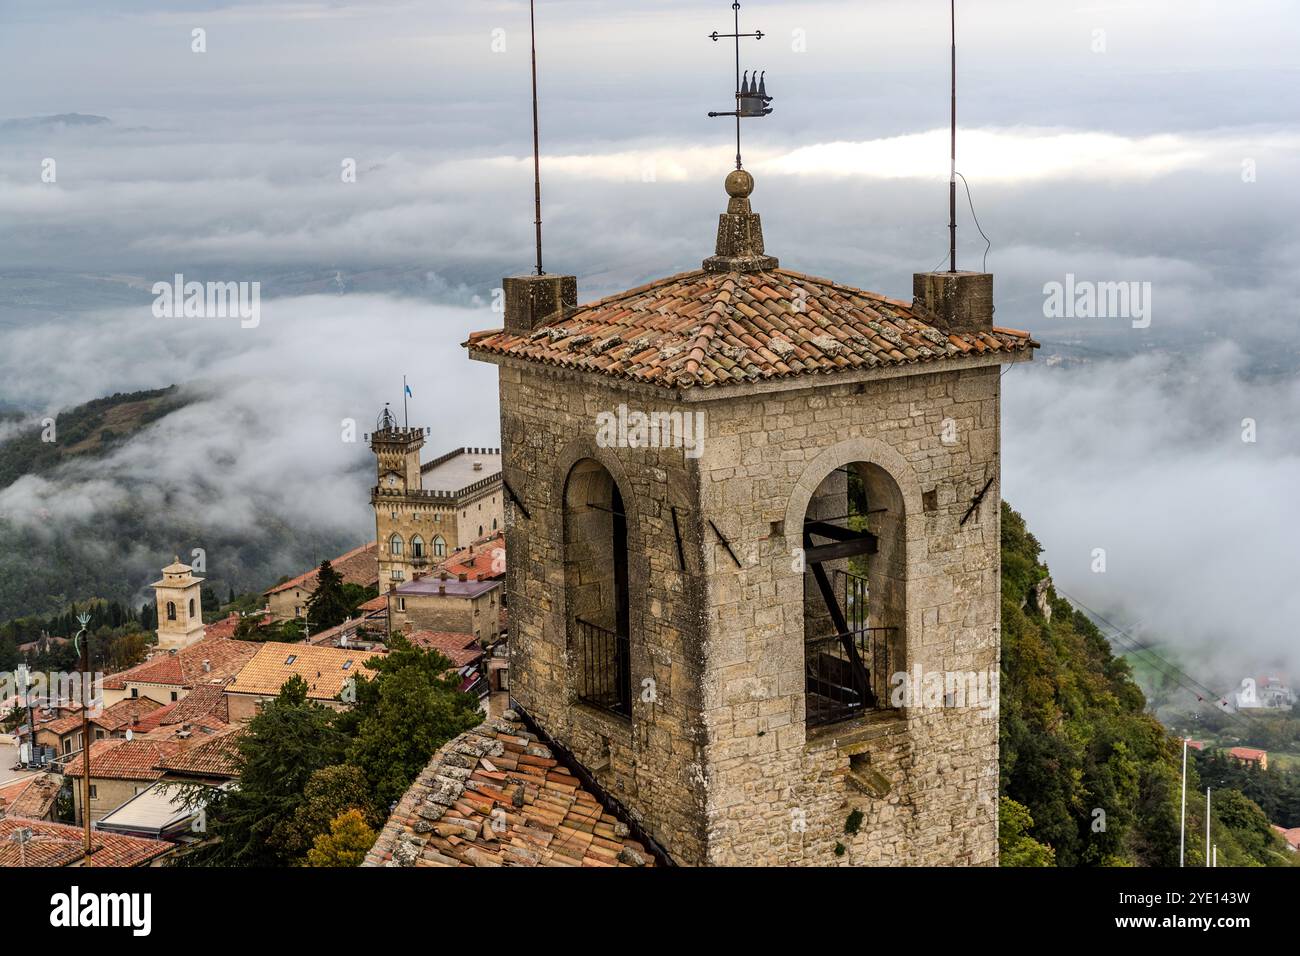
[387,573,502,645]
[461,168,1036,866]
[152,557,205,651]
[369,408,505,590]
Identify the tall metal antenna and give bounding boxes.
[707,1,772,170]
[948,0,958,273]
[529,0,544,275]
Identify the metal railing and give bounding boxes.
[804,626,896,727]
[837,568,869,631]
[573,618,631,718]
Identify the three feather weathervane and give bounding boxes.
[706,2,774,169]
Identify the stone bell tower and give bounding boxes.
[153,557,206,650]
[466,169,1035,866]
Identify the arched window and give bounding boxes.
[800,461,905,728]
[188,598,195,618]
[166,601,176,621]
[478,525,484,537]
[389,533,404,556]
[411,535,425,558]
[433,536,446,557]
[563,459,631,718]
[492,518,498,531]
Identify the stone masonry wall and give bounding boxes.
[497,358,1002,866]
[696,365,1002,866]
[498,364,713,865]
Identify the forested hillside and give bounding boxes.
[0,386,185,486]
[998,502,1295,867]
[0,387,358,619]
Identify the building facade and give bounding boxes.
[152,558,205,651]
[465,169,1035,866]
[370,409,505,590]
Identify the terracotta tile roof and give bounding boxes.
[0,816,170,867]
[364,714,655,868]
[63,737,187,782]
[405,631,484,668]
[155,728,246,780]
[437,532,506,582]
[96,697,165,732]
[0,773,61,820]
[265,541,378,596]
[203,611,269,640]
[225,641,381,701]
[157,683,228,726]
[101,636,257,691]
[356,595,388,613]
[1228,746,1267,761]
[37,712,90,737]
[466,268,1036,390]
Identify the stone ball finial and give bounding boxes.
[725,168,754,198]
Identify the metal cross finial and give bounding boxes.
[706,1,773,170]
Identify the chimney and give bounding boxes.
[912,271,994,334]
[502,273,578,335]
[438,583,446,596]
[458,572,468,583]
[440,571,449,582]
[202,660,211,673]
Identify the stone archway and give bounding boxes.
[785,439,916,726]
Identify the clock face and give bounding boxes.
[386,473,398,487]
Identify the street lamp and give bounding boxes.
[73,611,93,863]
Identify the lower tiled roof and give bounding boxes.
[466,268,1036,389]
[0,816,170,867]
[101,636,257,691]
[364,714,654,867]
[0,773,61,820]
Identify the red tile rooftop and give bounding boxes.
[467,268,1036,390]
[265,541,378,596]
[0,816,171,867]
[364,714,655,868]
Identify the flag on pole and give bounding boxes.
[405,383,413,397]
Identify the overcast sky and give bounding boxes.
[0,0,1297,678]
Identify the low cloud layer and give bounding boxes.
[0,0,1297,679]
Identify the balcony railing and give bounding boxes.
[805,626,896,728]
[574,618,631,718]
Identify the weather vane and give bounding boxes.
[707,1,773,170]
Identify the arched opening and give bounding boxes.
[433,535,446,557]
[800,461,905,727]
[563,458,631,718]
[188,598,195,618]
[410,535,425,559]
[166,601,176,621]
[389,533,404,557]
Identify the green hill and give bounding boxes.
[998,501,1295,867]
[0,385,186,486]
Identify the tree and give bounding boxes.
[343,637,483,808]
[275,764,380,862]
[305,809,376,868]
[999,797,1055,867]
[176,676,347,867]
[305,560,350,631]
